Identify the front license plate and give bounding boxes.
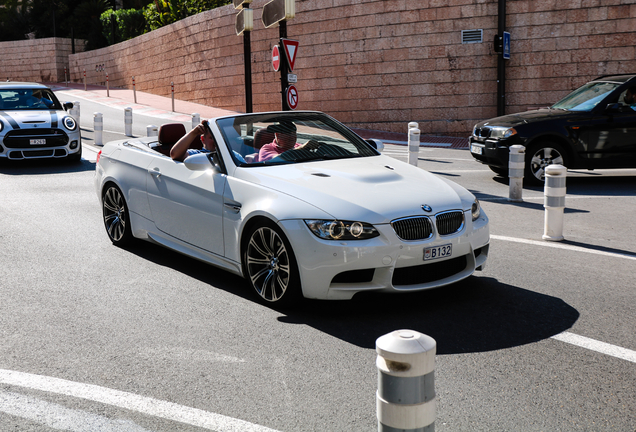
[424,244,452,261]
[30,139,46,145]
[471,144,483,155]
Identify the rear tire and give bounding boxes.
[243,220,301,307]
[102,184,133,246]
[525,142,568,185]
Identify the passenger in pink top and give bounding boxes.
[258,122,301,162]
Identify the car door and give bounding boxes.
[583,106,636,165]
[146,155,226,256]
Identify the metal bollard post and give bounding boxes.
[192,113,200,129]
[508,145,525,202]
[542,164,567,241]
[133,76,137,104]
[106,73,110,97]
[124,107,133,137]
[64,67,68,86]
[408,127,420,166]
[83,69,86,91]
[94,113,103,146]
[70,101,80,123]
[377,330,436,432]
[171,82,175,112]
[147,125,158,137]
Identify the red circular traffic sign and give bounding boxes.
[272,45,280,72]
[286,85,299,110]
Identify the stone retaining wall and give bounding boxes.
[0,38,84,83]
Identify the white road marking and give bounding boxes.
[490,234,636,261]
[551,332,636,364]
[0,369,280,432]
[0,390,152,432]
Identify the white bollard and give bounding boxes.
[124,107,133,137]
[408,121,418,130]
[147,125,158,137]
[408,127,420,166]
[93,112,103,146]
[70,101,80,123]
[542,164,567,241]
[192,113,200,129]
[376,330,436,432]
[508,145,525,202]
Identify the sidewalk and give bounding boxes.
[46,82,469,149]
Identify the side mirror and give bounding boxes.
[366,138,385,152]
[184,153,215,171]
[63,102,73,111]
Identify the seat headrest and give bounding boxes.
[253,128,275,149]
[158,123,187,146]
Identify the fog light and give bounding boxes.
[70,140,78,149]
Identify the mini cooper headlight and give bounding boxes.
[62,116,77,131]
[489,126,517,140]
[0,120,4,132]
[471,199,481,221]
[304,220,380,240]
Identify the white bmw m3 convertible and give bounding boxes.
[95,111,489,305]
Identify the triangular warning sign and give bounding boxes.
[281,38,299,72]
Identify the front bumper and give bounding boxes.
[279,211,490,300]
[469,137,513,169]
[0,131,81,160]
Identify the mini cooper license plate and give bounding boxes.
[470,144,483,155]
[30,139,46,145]
[424,244,452,261]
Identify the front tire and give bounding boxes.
[243,220,301,306]
[102,184,133,246]
[525,142,567,185]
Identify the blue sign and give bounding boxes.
[503,31,511,60]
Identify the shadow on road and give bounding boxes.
[279,276,579,355]
[0,158,95,174]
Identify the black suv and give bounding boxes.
[469,74,636,184]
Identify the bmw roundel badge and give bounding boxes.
[421,204,432,212]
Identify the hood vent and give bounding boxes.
[311,173,330,177]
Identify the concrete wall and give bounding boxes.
[0,38,84,83]
[33,1,636,135]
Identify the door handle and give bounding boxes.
[149,168,161,178]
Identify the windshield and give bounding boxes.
[216,112,378,166]
[551,81,620,111]
[0,88,62,110]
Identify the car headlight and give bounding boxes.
[0,120,3,132]
[471,199,481,221]
[304,220,380,240]
[489,126,517,139]
[62,116,77,131]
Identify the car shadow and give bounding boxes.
[0,157,95,174]
[119,240,579,355]
[279,276,579,355]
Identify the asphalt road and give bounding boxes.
[1,93,635,431]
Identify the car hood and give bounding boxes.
[477,108,583,128]
[233,155,474,224]
[1,110,62,128]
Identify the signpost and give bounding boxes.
[234,0,253,113]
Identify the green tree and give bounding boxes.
[100,8,145,43]
[143,0,229,32]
